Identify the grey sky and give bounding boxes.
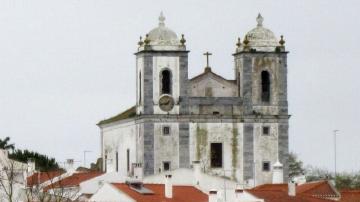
[0,0,359,171]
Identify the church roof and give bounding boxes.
[147,12,180,46]
[190,67,236,84]
[97,106,136,125]
[242,14,279,52]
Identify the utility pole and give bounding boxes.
[333,130,339,179]
[83,150,92,168]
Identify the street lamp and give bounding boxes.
[83,150,92,168]
[333,130,339,178]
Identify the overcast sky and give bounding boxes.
[0,0,359,171]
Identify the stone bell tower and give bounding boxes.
[135,13,190,175]
[233,14,290,183]
[136,12,189,116]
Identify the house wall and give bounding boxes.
[89,183,135,202]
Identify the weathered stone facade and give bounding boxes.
[98,14,289,186]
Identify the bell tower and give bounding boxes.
[136,12,189,116]
[135,13,190,175]
[234,14,290,183]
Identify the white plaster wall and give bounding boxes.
[153,56,180,114]
[102,121,137,177]
[253,122,279,185]
[153,123,179,173]
[89,183,135,202]
[190,75,237,97]
[79,172,126,195]
[189,123,243,181]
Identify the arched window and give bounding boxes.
[161,69,172,94]
[261,71,270,102]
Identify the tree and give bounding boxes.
[0,159,24,202]
[0,137,15,151]
[9,149,59,171]
[288,152,305,179]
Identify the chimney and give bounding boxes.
[165,174,173,198]
[193,161,201,185]
[288,181,296,197]
[134,163,143,180]
[66,159,75,172]
[27,159,36,175]
[272,160,284,184]
[208,189,217,202]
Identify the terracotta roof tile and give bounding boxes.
[44,171,103,191]
[340,190,360,202]
[112,183,208,202]
[26,171,65,187]
[248,190,332,202]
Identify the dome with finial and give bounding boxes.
[243,14,279,52]
[146,12,181,48]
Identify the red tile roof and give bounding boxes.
[112,183,208,202]
[340,190,360,202]
[27,171,65,187]
[297,181,339,199]
[249,181,338,202]
[44,171,103,191]
[248,190,332,202]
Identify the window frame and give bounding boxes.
[160,69,172,95]
[261,71,271,103]
[210,142,223,168]
[162,126,171,136]
[163,161,171,171]
[262,161,271,172]
[262,126,270,136]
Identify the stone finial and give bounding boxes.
[243,35,249,46]
[159,11,165,27]
[279,35,285,46]
[180,34,186,45]
[236,37,242,48]
[138,36,144,46]
[257,13,264,27]
[144,34,151,45]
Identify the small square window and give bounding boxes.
[163,126,170,136]
[262,161,271,172]
[163,162,171,171]
[262,126,270,135]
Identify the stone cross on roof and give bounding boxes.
[203,51,212,67]
[257,13,264,27]
[159,11,165,27]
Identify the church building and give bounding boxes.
[97,13,289,186]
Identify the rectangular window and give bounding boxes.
[127,149,130,172]
[163,126,170,136]
[163,161,171,171]
[262,161,271,172]
[210,143,223,168]
[213,111,220,115]
[262,126,270,135]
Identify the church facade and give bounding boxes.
[98,13,289,186]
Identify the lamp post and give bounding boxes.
[333,130,339,179]
[83,150,92,168]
